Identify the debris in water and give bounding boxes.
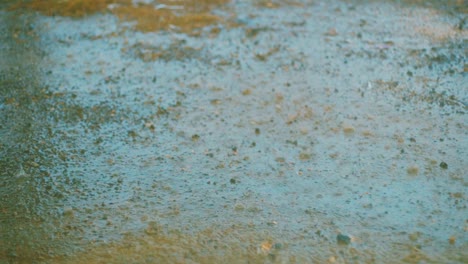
[63,207,74,217]
[242,89,252,95]
[145,221,160,235]
[448,236,456,245]
[259,241,272,254]
[15,164,28,178]
[210,99,221,105]
[325,28,338,36]
[407,165,419,175]
[145,121,155,131]
[343,125,355,134]
[408,232,421,241]
[127,130,138,138]
[275,157,285,163]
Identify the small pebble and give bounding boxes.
[439,161,448,169]
[299,152,311,160]
[337,234,351,245]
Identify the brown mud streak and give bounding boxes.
[8,0,124,17]
[9,0,232,34]
[113,5,221,33]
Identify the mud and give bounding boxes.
[0,0,467,263]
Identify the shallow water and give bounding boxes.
[0,0,467,263]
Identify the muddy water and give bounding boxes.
[0,0,467,263]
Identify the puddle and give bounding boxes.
[1,0,467,263]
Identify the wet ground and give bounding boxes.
[0,0,467,263]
